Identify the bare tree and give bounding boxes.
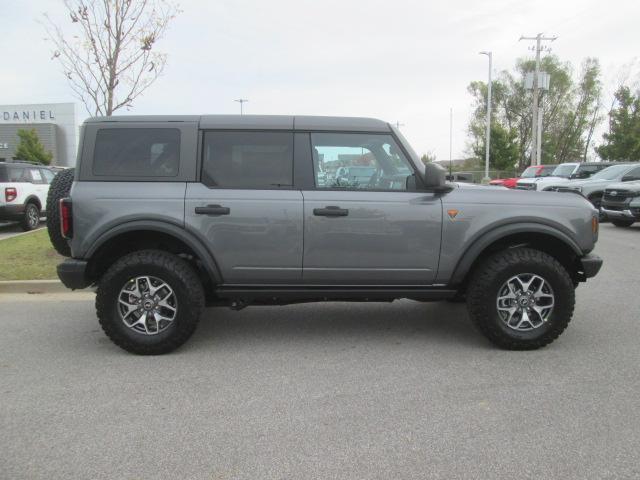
[43,0,180,116]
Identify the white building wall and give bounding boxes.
[0,103,77,166]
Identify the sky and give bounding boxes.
[1,0,639,161]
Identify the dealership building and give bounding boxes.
[0,103,78,166]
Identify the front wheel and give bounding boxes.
[466,248,575,350]
[96,250,205,355]
[611,219,634,228]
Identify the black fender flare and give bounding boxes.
[24,194,42,211]
[449,222,583,285]
[84,220,223,284]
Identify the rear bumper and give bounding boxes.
[57,258,91,290]
[0,204,25,221]
[579,253,603,279]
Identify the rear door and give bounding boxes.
[184,130,303,284]
[301,132,442,285]
[27,168,48,208]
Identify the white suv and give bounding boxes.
[0,162,55,230]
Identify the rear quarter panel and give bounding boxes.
[70,182,186,258]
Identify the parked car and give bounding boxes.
[542,163,640,212]
[50,115,602,354]
[600,180,640,227]
[335,166,377,186]
[0,161,55,230]
[516,162,615,191]
[490,164,558,189]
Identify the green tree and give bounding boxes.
[596,86,640,161]
[421,151,436,164]
[472,123,520,171]
[14,129,53,165]
[467,55,603,170]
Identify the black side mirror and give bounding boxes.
[423,163,451,192]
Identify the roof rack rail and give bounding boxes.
[0,159,44,166]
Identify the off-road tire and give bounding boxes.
[46,168,75,256]
[20,202,40,231]
[96,250,205,355]
[611,219,634,228]
[466,247,575,350]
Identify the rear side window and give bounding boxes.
[93,128,180,177]
[1,166,28,182]
[201,131,293,188]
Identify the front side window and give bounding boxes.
[201,131,293,188]
[93,128,180,177]
[311,133,414,191]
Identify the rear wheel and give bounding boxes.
[96,250,205,355]
[611,219,634,228]
[20,203,40,231]
[466,248,575,350]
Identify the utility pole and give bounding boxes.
[480,51,492,183]
[234,98,249,115]
[449,107,453,179]
[394,121,404,129]
[519,33,556,165]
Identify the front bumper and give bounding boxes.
[579,253,603,280]
[601,207,640,221]
[57,258,91,290]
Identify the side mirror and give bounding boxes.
[423,163,449,191]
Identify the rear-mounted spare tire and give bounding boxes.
[46,168,75,257]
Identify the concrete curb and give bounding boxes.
[0,280,89,294]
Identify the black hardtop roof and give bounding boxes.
[84,114,391,132]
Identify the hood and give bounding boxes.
[604,180,640,191]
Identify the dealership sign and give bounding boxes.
[1,109,56,122]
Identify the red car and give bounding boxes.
[490,164,558,189]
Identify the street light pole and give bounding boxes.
[479,51,492,183]
[234,98,249,115]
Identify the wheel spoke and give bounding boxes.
[117,275,177,336]
[496,273,555,332]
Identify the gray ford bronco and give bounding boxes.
[48,115,602,354]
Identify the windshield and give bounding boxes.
[589,164,632,180]
[520,166,538,178]
[551,164,577,178]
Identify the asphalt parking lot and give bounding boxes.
[1,223,639,479]
[0,221,45,240]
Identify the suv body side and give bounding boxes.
[62,115,600,296]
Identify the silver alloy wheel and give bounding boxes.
[117,276,178,335]
[27,205,39,227]
[496,273,555,331]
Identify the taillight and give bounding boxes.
[5,187,17,202]
[60,198,73,238]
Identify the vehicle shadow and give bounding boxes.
[189,300,487,351]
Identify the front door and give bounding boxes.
[303,132,442,285]
[185,130,303,285]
